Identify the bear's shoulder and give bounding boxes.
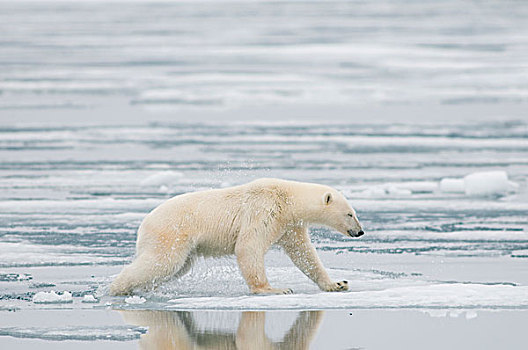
[245,178,289,196]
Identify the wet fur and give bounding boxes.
[109,178,362,295]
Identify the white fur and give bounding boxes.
[109,178,363,295]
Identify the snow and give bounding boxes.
[167,284,528,310]
[125,296,146,304]
[33,291,73,304]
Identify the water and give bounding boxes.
[1,0,527,348]
[1,113,527,319]
[1,0,528,110]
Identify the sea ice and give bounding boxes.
[140,171,183,186]
[464,171,518,196]
[167,283,528,310]
[82,295,99,303]
[439,178,465,193]
[125,296,146,304]
[0,326,147,341]
[358,185,412,197]
[33,291,73,304]
[439,171,518,196]
[0,273,32,282]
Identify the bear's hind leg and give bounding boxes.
[173,255,195,279]
[109,241,193,296]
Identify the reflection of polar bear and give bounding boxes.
[120,310,324,350]
[110,178,364,295]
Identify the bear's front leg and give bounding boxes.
[278,227,349,292]
[235,233,293,295]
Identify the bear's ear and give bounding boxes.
[323,192,333,205]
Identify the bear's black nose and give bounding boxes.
[357,230,364,237]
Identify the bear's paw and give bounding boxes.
[322,280,349,292]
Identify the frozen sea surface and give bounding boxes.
[1,0,528,348]
[0,119,526,313]
[1,0,528,110]
[1,119,526,348]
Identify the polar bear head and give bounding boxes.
[317,189,364,238]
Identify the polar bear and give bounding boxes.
[109,178,364,296]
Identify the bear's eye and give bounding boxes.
[347,213,354,217]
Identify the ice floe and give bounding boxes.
[351,170,520,198]
[33,291,73,304]
[0,241,127,268]
[82,295,99,303]
[343,170,519,198]
[463,171,519,196]
[167,283,528,310]
[439,171,518,196]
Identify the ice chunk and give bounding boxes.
[82,295,99,303]
[464,171,517,196]
[140,171,182,186]
[125,296,146,304]
[439,171,518,196]
[33,291,73,304]
[439,178,465,193]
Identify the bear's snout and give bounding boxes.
[347,229,365,237]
